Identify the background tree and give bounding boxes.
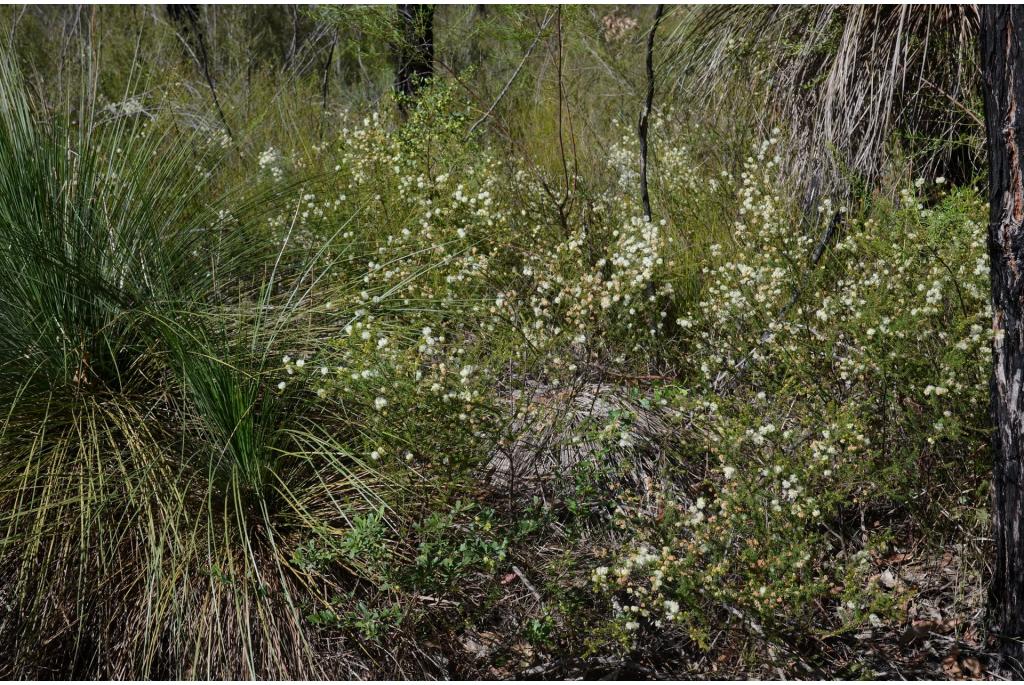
[394,4,434,114]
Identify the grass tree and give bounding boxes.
[0,55,393,678]
[665,6,981,195]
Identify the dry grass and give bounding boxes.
[663,6,983,196]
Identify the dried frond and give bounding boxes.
[663,5,982,196]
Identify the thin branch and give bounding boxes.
[468,9,555,135]
[553,7,578,229]
[921,76,984,129]
[318,32,336,140]
[511,565,543,604]
[168,7,233,139]
[639,4,665,221]
[556,7,569,199]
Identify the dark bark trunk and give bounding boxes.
[638,4,664,222]
[982,5,1024,673]
[166,4,201,39]
[394,4,434,114]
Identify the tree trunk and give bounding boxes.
[394,4,434,114]
[982,6,1024,673]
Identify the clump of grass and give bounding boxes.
[0,57,399,679]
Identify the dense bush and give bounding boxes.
[591,171,990,656]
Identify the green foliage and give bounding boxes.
[589,170,990,668]
[306,595,404,642]
[410,501,509,592]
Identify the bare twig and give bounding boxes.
[556,8,570,203]
[921,76,984,129]
[468,9,555,135]
[319,32,337,140]
[512,565,543,604]
[639,4,665,221]
[168,6,233,139]
[552,7,579,229]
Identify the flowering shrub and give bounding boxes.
[247,93,990,662]
[194,86,993,674]
[588,167,990,659]
[2,6,997,679]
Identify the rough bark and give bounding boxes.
[394,4,434,114]
[982,5,1024,673]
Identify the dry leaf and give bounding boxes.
[899,619,942,646]
[961,656,983,678]
[879,569,898,590]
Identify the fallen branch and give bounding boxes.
[512,564,543,604]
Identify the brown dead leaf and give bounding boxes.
[899,619,943,646]
[510,640,535,665]
[962,656,983,678]
[904,396,924,415]
[885,552,914,564]
[942,654,961,678]
[460,630,500,660]
[943,646,962,677]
